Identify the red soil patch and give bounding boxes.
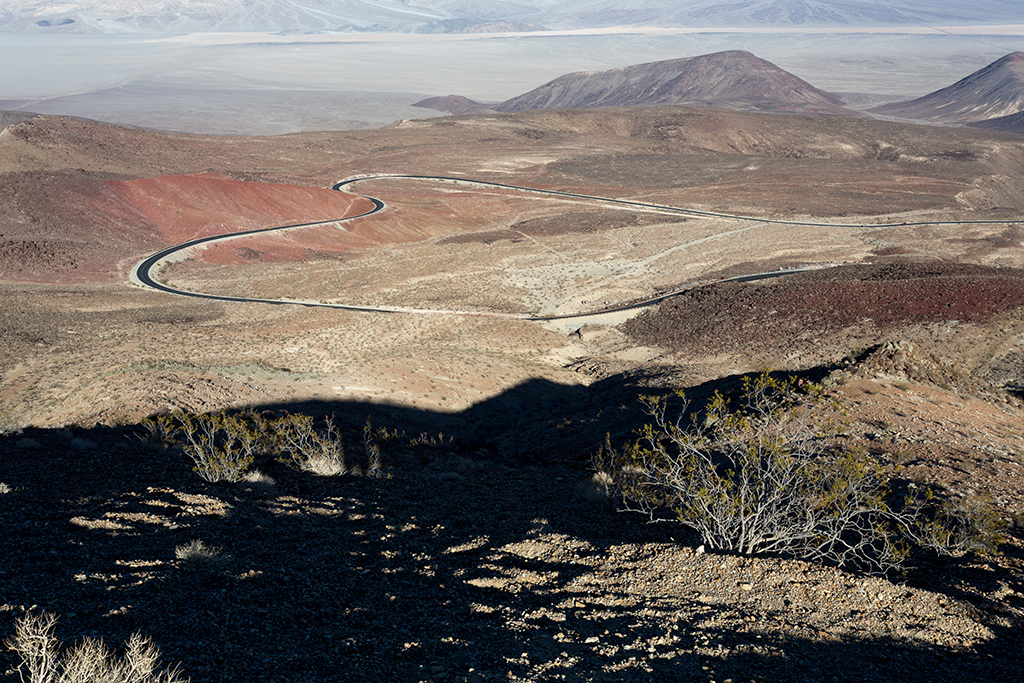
[0,171,374,281]
[105,173,373,244]
[624,262,1024,356]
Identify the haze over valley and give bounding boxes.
[3,1,1024,133]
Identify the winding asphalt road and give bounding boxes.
[132,174,1024,321]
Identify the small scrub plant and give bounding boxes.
[275,414,347,476]
[174,539,224,563]
[5,612,187,683]
[361,419,402,477]
[912,491,1007,557]
[143,410,357,481]
[596,370,1004,574]
[173,411,261,483]
[239,469,277,492]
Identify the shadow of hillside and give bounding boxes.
[246,363,845,467]
[1,372,1022,682]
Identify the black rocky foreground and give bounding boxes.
[1,417,1022,683]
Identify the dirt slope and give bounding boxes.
[871,52,1024,124]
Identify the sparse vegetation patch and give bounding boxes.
[141,409,390,481]
[5,612,186,683]
[597,371,1005,574]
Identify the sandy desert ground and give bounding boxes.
[2,106,1024,681]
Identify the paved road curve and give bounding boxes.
[132,174,1024,320]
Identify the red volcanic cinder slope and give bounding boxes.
[104,172,372,244]
[0,169,373,283]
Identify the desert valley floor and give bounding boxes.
[2,106,1024,681]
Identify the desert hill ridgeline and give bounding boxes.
[4,105,1024,285]
[494,50,853,116]
[970,109,1024,135]
[416,50,856,117]
[410,95,499,116]
[871,51,1024,127]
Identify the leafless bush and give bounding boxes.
[142,409,389,480]
[5,612,187,683]
[275,414,347,476]
[597,370,1004,574]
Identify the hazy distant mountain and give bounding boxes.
[494,50,855,117]
[4,0,1023,34]
[870,52,1024,124]
[543,0,1024,29]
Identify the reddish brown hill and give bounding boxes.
[0,171,372,283]
[871,52,1024,124]
[624,262,1024,360]
[495,50,855,116]
[104,173,371,244]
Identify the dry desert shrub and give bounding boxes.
[174,539,224,563]
[174,411,259,483]
[239,468,277,493]
[274,413,348,476]
[141,410,361,481]
[140,410,261,482]
[597,370,1005,574]
[5,612,187,683]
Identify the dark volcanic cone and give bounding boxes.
[871,52,1024,124]
[495,50,855,116]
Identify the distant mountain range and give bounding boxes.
[415,50,857,118]
[4,0,1023,34]
[413,50,1024,134]
[870,52,1024,131]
